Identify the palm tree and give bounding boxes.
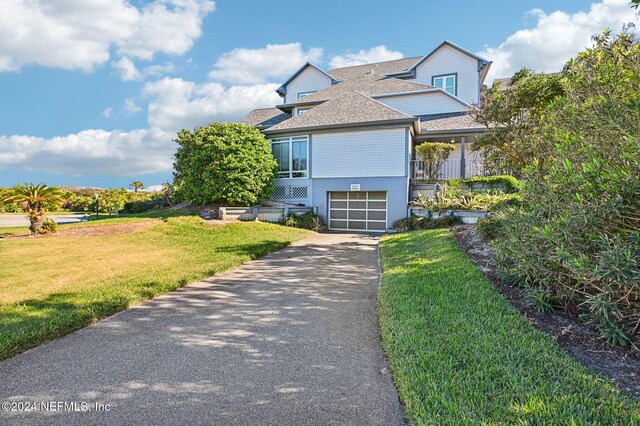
[130,181,144,193]
[2,183,64,234]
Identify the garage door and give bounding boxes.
[328,191,387,232]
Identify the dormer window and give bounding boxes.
[432,74,457,96]
[296,108,311,116]
[297,91,316,99]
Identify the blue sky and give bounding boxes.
[0,0,637,190]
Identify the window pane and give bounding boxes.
[292,141,307,171]
[278,143,289,172]
[446,76,454,87]
[434,78,443,88]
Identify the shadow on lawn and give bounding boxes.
[0,238,313,360]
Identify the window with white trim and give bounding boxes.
[296,108,311,116]
[433,74,456,95]
[270,136,309,178]
[297,91,316,99]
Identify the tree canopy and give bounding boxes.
[173,123,277,206]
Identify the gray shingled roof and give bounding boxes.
[285,75,434,106]
[264,90,415,133]
[326,56,422,80]
[418,112,483,133]
[242,107,291,128]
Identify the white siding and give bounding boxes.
[413,44,480,105]
[285,67,332,103]
[312,128,406,178]
[377,92,468,116]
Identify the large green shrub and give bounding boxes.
[493,31,640,346]
[415,142,455,180]
[173,123,277,206]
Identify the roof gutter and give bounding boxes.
[263,117,418,136]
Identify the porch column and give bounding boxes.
[460,136,466,179]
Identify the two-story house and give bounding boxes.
[242,40,492,232]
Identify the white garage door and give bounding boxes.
[328,191,387,232]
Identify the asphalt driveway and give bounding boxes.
[0,233,405,426]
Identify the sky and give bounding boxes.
[0,0,638,190]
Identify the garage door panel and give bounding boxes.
[348,221,367,230]
[367,210,386,221]
[367,222,386,231]
[348,210,366,220]
[330,210,347,219]
[329,191,388,232]
[368,201,386,210]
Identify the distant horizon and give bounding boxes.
[1,0,637,188]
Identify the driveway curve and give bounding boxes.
[0,233,405,426]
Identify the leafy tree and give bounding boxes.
[130,181,144,193]
[472,69,564,175]
[2,183,64,234]
[173,123,277,206]
[415,142,455,180]
[494,30,640,346]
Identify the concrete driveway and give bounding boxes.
[0,233,405,426]
[0,214,88,227]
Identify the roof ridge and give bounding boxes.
[328,56,422,72]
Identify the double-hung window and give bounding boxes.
[433,74,456,96]
[297,91,316,99]
[270,136,308,178]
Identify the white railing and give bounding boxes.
[412,158,485,180]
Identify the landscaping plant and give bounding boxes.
[491,31,640,346]
[173,123,278,206]
[283,211,323,231]
[1,183,64,234]
[415,142,455,180]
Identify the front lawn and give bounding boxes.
[378,229,639,425]
[0,216,312,359]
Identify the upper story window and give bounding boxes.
[297,91,316,99]
[270,136,309,178]
[296,108,311,116]
[432,74,457,96]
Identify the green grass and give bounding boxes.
[378,229,640,425]
[0,216,312,359]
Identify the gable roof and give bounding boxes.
[264,90,416,134]
[275,63,338,96]
[326,56,422,80]
[385,40,492,84]
[282,75,435,108]
[242,108,291,129]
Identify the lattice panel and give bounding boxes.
[273,185,309,200]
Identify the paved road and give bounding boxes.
[0,214,88,227]
[0,233,405,426]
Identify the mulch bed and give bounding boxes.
[1,220,161,239]
[454,224,640,398]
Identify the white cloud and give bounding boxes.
[145,184,165,192]
[102,108,114,119]
[143,77,280,132]
[0,128,175,176]
[208,43,323,84]
[478,0,638,83]
[0,0,215,73]
[112,58,177,81]
[112,57,141,81]
[125,98,143,114]
[328,46,404,68]
[0,76,281,176]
